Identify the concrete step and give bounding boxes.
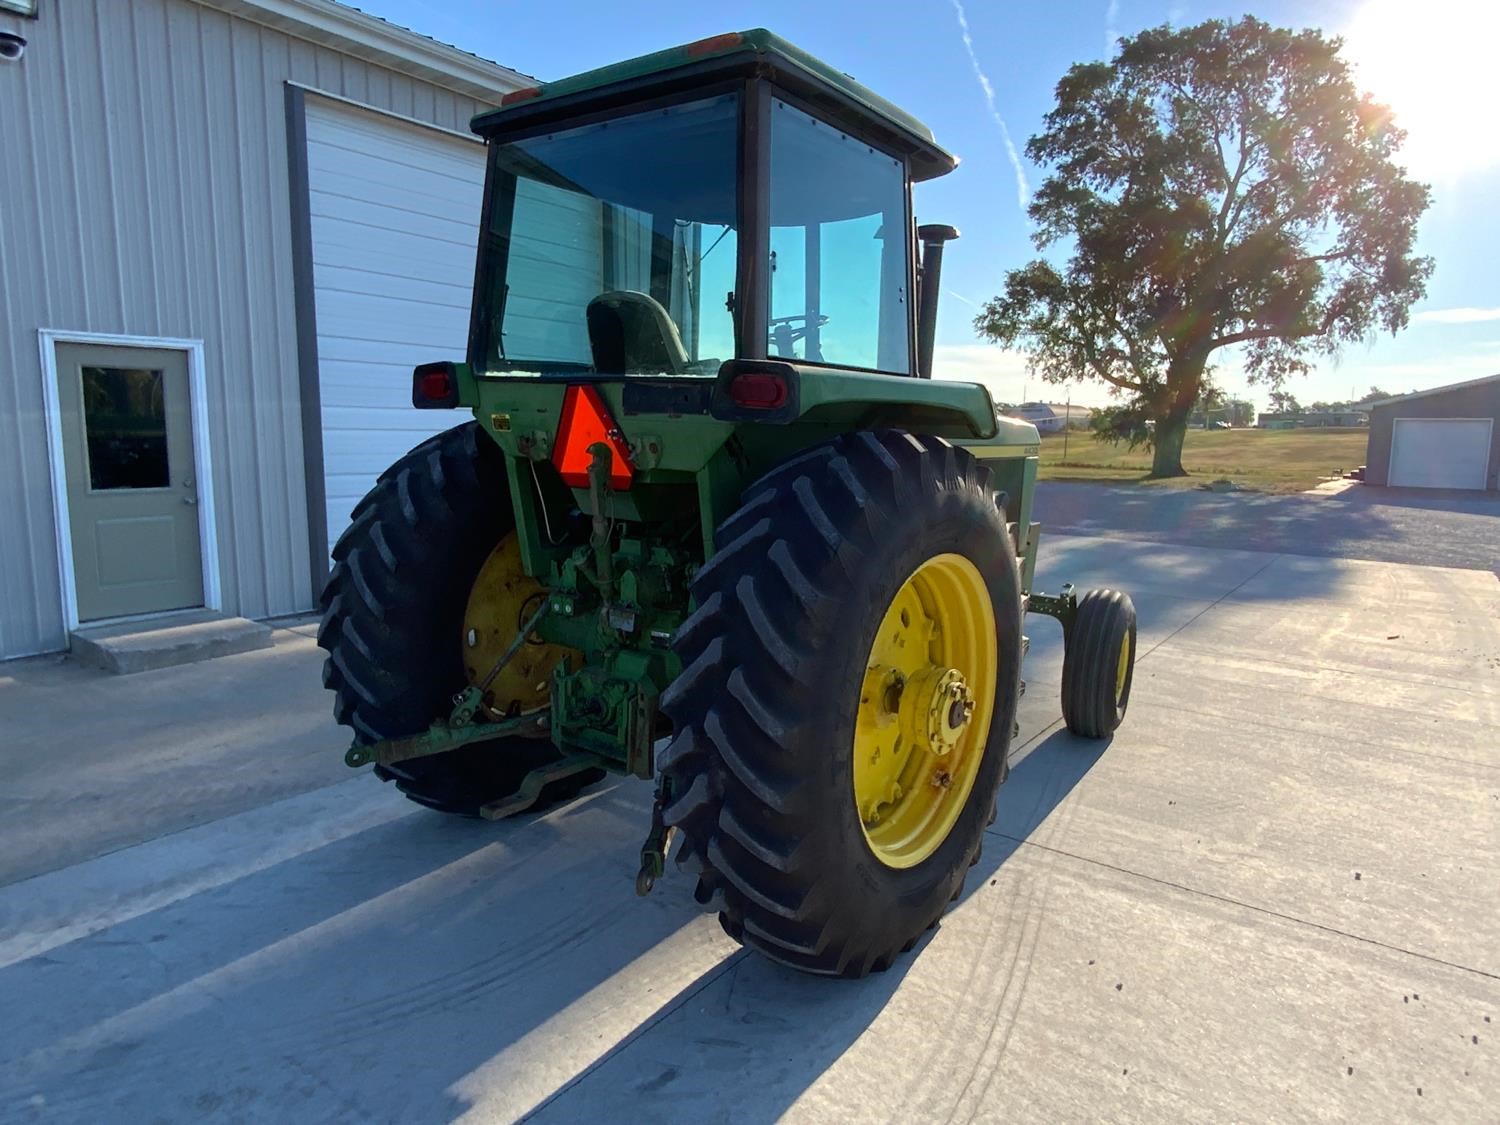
[70,610,274,674]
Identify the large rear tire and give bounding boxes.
[316,422,604,816]
[659,431,1023,977]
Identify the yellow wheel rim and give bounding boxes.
[852,553,998,869]
[1115,632,1131,704]
[461,533,577,718]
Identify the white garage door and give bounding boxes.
[305,99,485,556]
[306,98,617,554]
[1388,418,1492,489]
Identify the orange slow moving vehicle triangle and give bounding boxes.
[552,384,635,490]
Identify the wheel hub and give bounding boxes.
[900,665,974,757]
[462,534,576,720]
[851,554,999,869]
[1115,631,1130,703]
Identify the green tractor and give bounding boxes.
[317,30,1136,977]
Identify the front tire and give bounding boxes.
[659,431,1023,977]
[1060,588,1137,738]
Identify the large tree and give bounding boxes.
[975,17,1432,477]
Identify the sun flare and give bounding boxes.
[1342,0,1500,178]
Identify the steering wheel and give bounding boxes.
[769,313,830,361]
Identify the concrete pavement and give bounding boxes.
[0,619,343,887]
[1036,480,1500,573]
[0,534,1495,1122]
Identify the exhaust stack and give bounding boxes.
[915,224,960,379]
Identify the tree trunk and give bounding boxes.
[1149,352,1206,477]
[1150,411,1190,477]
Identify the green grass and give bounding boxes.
[1038,427,1371,493]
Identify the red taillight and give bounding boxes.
[685,32,743,57]
[501,85,543,106]
[552,384,634,490]
[419,370,452,400]
[728,372,788,409]
[412,361,460,409]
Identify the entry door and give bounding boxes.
[55,343,204,621]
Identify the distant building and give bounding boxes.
[1052,403,1096,428]
[1003,403,1063,433]
[1190,399,1253,428]
[1363,375,1498,490]
[1001,402,1093,433]
[1256,410,1369,429]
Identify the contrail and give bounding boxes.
[1105,0,1120,55]
[950,0,1029,211]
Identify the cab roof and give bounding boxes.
[469,29,958,182]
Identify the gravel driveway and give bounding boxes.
[1036,481,1500,572]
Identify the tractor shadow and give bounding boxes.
[0,730,1105,1123]
[505,727,1109,1123]
[0,781,713,1122]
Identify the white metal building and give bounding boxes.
[0,0,530,659]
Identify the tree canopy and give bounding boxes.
[1267,391,1301,413]
[975,16,1433,475]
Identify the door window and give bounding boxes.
[80,367,170,490]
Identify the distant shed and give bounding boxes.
[1363,375,1500,490]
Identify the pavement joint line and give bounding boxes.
[986,832,1500,983]
[1133,551,1286,665]
[1124,697,1500,774]
[1156,639,1499,700]
[515,948,751,1122]
[1006,717,1066,766]
[0,772,390,895]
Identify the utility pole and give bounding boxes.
[1062,385,1071,461]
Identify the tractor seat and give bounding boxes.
[586,291,691,375]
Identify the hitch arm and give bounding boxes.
[1026,583,1077,632]
[344,596,554,768]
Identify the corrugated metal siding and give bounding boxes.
[0,0,499,657]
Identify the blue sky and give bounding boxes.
[357,0,1500,410]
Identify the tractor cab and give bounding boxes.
[466,30,959,382]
